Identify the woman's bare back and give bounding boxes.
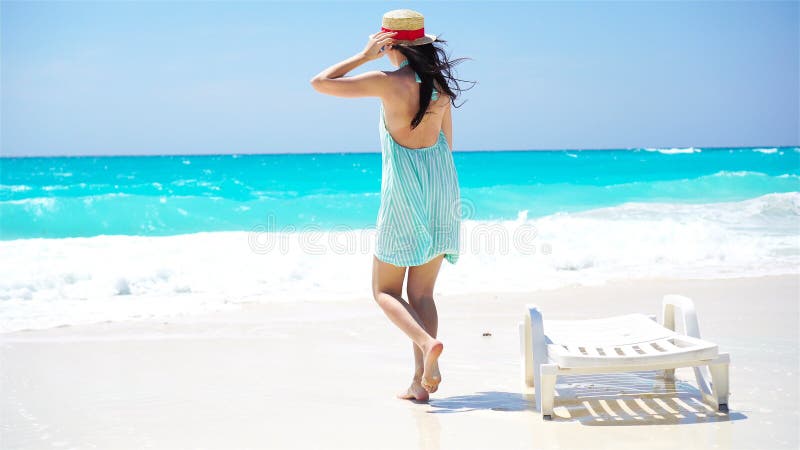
[381,67,450,150]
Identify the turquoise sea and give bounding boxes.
[1,146,798,239]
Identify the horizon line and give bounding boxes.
[2,144,799,159]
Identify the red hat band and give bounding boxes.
[381,26,424,41]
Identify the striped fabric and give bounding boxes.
[375,95,461,267]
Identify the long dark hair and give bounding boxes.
[396,36,475,129]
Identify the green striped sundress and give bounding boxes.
[375,62,461,267]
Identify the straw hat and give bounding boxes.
[381,9,438,46]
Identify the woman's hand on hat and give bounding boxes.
[361,31,397,61]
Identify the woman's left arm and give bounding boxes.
[310,31,397,98]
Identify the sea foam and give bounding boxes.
[1,192,797,333]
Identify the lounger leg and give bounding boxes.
[519,322,534,388]
[709,353,730,412]
[540,364,558,420]
[525,305,548,411]
[662,368,675,381]
[695,353,730,412]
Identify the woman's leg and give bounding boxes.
[371,256,440,400]
[407,254,445,393]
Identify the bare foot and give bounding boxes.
[421,340,443,393]
[397,379,430,402]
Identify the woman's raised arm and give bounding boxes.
[310,31,397,98]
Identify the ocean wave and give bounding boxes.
[643,147,700,154]
[3,192,132,206]
[4,197,59,208]
[42,184,73,191]
[710,170,768,177]
[1,192,797,333]
[0,185,32,192]
[574,169,797,195]
[753,148,778,154]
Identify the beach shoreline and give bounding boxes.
[2,273,797,449]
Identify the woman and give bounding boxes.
[310,9,472,401]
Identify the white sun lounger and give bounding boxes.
[519,294,730,419]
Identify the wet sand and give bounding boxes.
[1,274,797,449]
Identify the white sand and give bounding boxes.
[1,274,798,449]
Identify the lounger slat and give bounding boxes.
[619,345,644,357]
[654,339,682,353]
[602,346,620,358]
[584,346,602,357]
[637,342,664,355]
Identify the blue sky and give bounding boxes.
[2,1,798,156]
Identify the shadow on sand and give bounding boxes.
[427,371,747,426]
